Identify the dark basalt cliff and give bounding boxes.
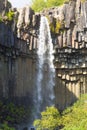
[0,0,87,110]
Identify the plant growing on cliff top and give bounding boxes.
[32,0,47,12]
[31,0,69,12]
[46,0,66,8]
[81,0,86,3]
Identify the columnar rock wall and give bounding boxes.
[42,0,87,109]
[0,2,40,107]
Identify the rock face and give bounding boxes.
[0,0,87,111]
[0,3,39,107]
[45,0,87,109]
[16,6,40,50]
[0,0,11,16]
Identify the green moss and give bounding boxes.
[55,20,63,33]
[0,16,3,22]
[0,18,3,22]
[0,11,14,23]
[49,18,64,34]
[6,11,14,21]
[50,22,55,33]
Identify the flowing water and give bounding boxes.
[34,16,55,118]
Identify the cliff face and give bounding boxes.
[0,2,39,106]
[0,0,87,110]
[44,0,87,109]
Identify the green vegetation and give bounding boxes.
[6,11,14,21]
[34,106,60,130]
[33,94,87,130]
[31,0,47,12]
[0,16,3,22]
[0,101,31,124]
[62,94,87,130]
[0,11,14,23]
[47,16,64,34]
[0,123,15,130]
[81,0,86,3]
[46,0,67,8]
[50,19,64,34]
[31,0,69,12]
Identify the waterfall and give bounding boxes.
[34,16,55,118]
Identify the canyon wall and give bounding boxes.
[0,0,87,110]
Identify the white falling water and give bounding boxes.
[35,16,55,117]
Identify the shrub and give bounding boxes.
[33,106,60,130]
[0,123,15,130]
[61,94,87,130]
[33,94,87,130]
[0,101,31,124]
